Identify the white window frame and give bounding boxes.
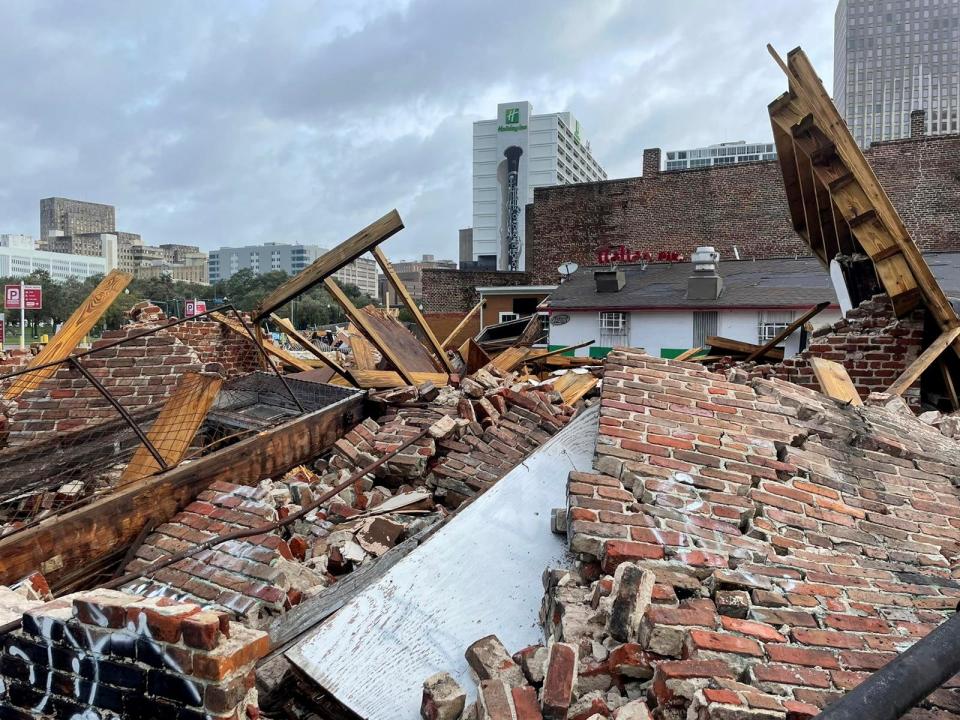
[757,310,796,344]
[599,311,628,334]
[499,311,519,323]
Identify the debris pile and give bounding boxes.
[429,348,960,719]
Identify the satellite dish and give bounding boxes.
[558,262,579,279]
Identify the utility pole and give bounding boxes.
[19,280,25,350]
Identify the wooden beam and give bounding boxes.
[121,373,223,482]
[809,357,862,405]
[211,312,313,372]
[674,347,705,361]
[270,313,351,381]
[522,340,596,367]
[255,210,404,321]
[941,358,959,411]
[771,46,960,339]
[323,277,417,386]
[457,337,490,375]
[0,393,365,586]
[707,335,785,361]
[442,300,485,350]
[372,247,454,373]
[5,270,133,399]
[888,326,960,396]
[745,301,831,362]
[347,369,449,390]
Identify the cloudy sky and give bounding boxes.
[0,1,835,262]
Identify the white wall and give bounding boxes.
[547,307,842,358]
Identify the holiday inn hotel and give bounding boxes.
[470,101,607,271]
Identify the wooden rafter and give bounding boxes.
[888,327,960,397]
[270,313,351,382]
[372,247,454,374]
[5,270,133,399]
[323,277,418,386]
[745,301,831,362]
[255,210,404,321]
[768,45,960,358]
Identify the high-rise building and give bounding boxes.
[471,101,607,272]
[378,254,457,305]
[209,243,378,299]
[40,197,115,246]
[835,0,960,148]
[663,141,778,171]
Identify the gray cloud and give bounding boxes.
[0,0,834,261]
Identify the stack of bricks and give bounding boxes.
[448,348,960,719]
[717,294,925,407]
[0,589,268,720]
[121,481,298,626]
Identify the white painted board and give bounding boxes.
[286,406,599,719]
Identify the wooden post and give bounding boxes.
[887,327,960,397]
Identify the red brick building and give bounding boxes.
[424,129,960,313]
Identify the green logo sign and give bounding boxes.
[505,108,520,124]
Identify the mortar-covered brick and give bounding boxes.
[558,348,960,718]
[0,589,267,719]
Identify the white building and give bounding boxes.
[663,141,778,171]
[0,234,36,250]
[471,101,607,271]
[210,242,379,299]
[542,254,843,360]
[0,245,107,282]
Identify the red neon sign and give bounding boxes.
[597,246,683,264]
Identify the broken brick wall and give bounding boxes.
[550,349,960,719]
[1,319,260,447]
[725,294,925,406]
[0,589,268,719]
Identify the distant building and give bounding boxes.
[209,243,378,298]
[663,141,778,171]
[470,101,607,271]
[835,0,960,147]
[136,262,209,285]
[0,245,107,282]
[379,254,457,305]
[0,234,35,250]
[40,197,115,247]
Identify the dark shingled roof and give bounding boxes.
[543,252,960,311]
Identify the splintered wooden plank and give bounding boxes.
[674,347,705,362]
[772,46,959,334]
[255,210,404,320]
[442,300,485,350]
[557,374,599,406]
[211,312,313,372]
[486,347,531,374]
[707,336,785,361]
[324,277,417,386]
[809,357,862,405]
[121,372,223,482]
[888,326,960,396]
[359,305,441,373]
[271,314,350,381]
[745,302,831,362]
[5,270,133,399]
[458,337,491,375]
[346,328,378,370]
[372,247,454,373]
[348,369,449,390]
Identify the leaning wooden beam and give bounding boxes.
[442,300,485,349]
[120,372,223,482]
[0,392,365,586]
[707,336,785,361]
[457,337,491,375]
[522,340,596,366]
[769,46,960,348]
[211,312,313,372]
[255,210,404,320]
[940,358,959,411]
[888,327,960,397]
[372,247,454,374]
[809,357,862,405]
[745,301,831,362]
[323,277,417,386]
[674,347,704,362]
[5,270,133,399]
[270,313,351,382]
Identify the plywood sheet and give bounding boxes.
[810,357,862,405]
[359,305,440,373]
[287,406,599,718]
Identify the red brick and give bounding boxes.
[686,629,764,657]
[601,540,664,572]
[541,643,577,720]
[753,664,831,688]
[719,616,787,643]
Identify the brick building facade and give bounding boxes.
[424,131,960,313]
